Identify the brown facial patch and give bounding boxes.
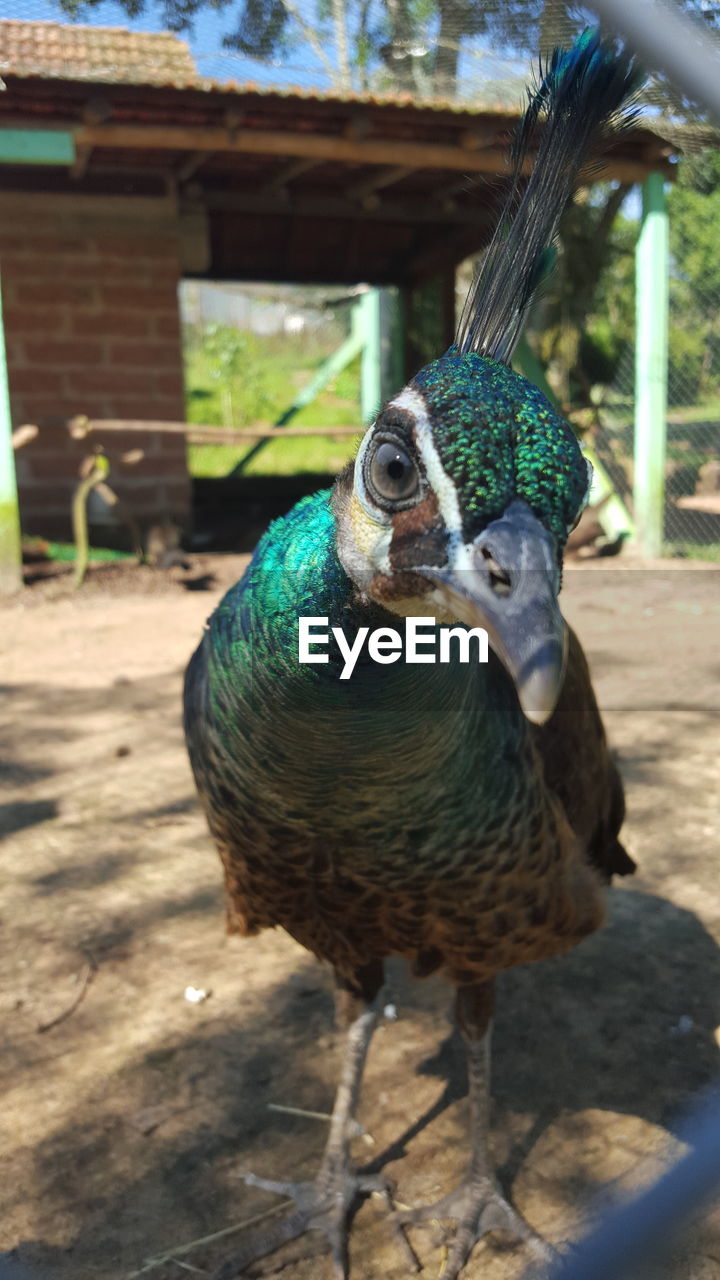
[370,570,435,603]
[389,491,448,572]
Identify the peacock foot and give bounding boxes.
[212,1163,418,1280]
[396,1174,556,1280]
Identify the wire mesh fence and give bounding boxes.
[596,171,720,561]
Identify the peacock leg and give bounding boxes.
[213,960,409,1280]
[398,980,554,1280]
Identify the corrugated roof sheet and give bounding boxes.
[0,18,198,87]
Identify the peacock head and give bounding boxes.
[331,23,640,724]
[332,351,591,725]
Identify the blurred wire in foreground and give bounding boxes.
[590,0,720,121]
[530,1091,720,1280]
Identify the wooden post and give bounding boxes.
[0,274,22,594]
[634,173,669,558]
[360,289,382,424]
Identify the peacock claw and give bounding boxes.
[396,1175,556,1280]
[211,1165,418,1280]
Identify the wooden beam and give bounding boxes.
[177,150,214,183]
[74,122,514,175]
[70,96,110,177]
[193,189,489,226]
[73,122,670,182]
[264,157,319,193]
[345,165,413,207]
[70,143,92,179]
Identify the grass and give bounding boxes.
[672,542,720,563]
[184,326,364,478]
[24,539,135,563]
[187,434,362,479]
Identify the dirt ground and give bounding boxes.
[2,553,720,1280]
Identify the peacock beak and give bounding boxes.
[423,500,567,725]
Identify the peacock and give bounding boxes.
[184,30,640,1280]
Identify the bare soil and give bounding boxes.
[2,555,720,1280]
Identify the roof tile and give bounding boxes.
[0,18,198,87]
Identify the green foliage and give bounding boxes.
[185,324,277,429]
[184,322,362,476]
[667,325,705,406]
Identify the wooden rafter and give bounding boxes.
[73,122,666,183]
[345,165,413,207]
[191,188,488,227]
[263,157,319,193]
[176,150,214,183]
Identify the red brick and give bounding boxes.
[154,372,184,396]
[72,312,150,338]
[91,430,160,453]
[24,452,85,480]
[149,395,185,411]
[157,431,188,452]
[9,397,88,423]
[4,306,70,336]
[160,480,191,506]
[101,285,173,309]
[68,260,134,281]
[154,313,181,339]
[113,451,187,477]
[65,369,158,396]
[99,400,181,422]
[17,483,76,509]
[24,340,105,366]
[94,235,179,258]
[4,335,25,363]
[106,342,179,368]
[8,369,65,394]
[3,257,77,280]
[21,283,98,307]
[26,237,90,255]
[139,265,181,289]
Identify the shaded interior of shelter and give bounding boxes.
[0,39,677,555]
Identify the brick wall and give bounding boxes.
[1,191,191,542]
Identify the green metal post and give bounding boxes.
[634,173,669,558]
[0,275,22,594]
[360,289,382,424]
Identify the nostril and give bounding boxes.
[480,547,512,595]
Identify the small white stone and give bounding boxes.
[383,1003,398,1021]
[184,985,209,1004]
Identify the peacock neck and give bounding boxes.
[210,490,527,775]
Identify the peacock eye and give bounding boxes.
[367,440,419,505]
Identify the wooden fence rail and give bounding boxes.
[22,417,363,447]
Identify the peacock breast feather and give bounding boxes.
[184,490,605,983]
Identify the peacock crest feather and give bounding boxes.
[455,28,644,365]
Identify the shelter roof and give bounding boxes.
[0,21,678,286]
[0,18,197,87]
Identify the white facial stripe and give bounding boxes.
[391,386,475,575]
[390,387,462,536]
